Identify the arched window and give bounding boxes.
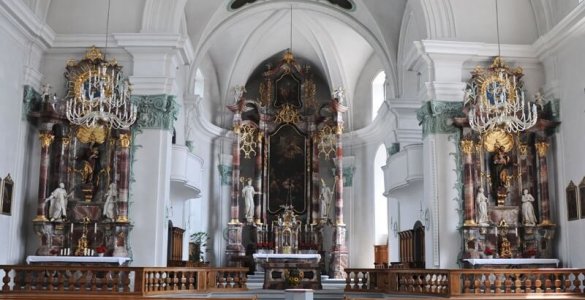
[372,71,385,121]
[194,68,205,97]
[374,144,388,245]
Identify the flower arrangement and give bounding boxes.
[524,249,537,258]
[483,247,494,256]
[256,242,274,249]
[96,245,107,254]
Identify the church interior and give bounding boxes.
[1,0,585,299]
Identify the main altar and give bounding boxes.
[224,50,349,279]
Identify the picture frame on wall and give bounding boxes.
[566,181,579,221]
[0,174,13,215]
[579,176,585,219]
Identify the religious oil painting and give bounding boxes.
[567,181,578,221]
[1,174,13,215]
[268,124,307,214]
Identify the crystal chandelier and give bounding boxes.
[465,0,537,134]
[64,0,136,129]
[465,57,537,133]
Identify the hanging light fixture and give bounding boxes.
[65,0,136,129]
[465,0,537,134]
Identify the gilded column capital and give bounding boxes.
[535,142,549,157]
[335,123,344,135]
[39,132,55,149]
[233,124,241,134]
[460,140,474,154]
[119,133,131,148]
[62,137,71,146]
[518,144,528,156]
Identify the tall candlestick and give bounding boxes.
[71,223,74,233]
[94,223,97,234]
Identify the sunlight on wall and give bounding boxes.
[374,145,388,245]
[372,71,385,121]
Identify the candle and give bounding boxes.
[71,223,74,234]
[94,223,97,234]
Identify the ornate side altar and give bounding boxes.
[457,57,560,264]
[28,47,134,259]
[224,51,348,278]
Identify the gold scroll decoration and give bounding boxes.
[39,133,55,149]
[76,126,107,144]
[482,129,514,153]
[535,141,549,157]
[460,140,475,154]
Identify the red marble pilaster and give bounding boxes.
[254,131,263,224]
[461,140,476,226]
[34,131,54,221]
[536,141,552,225]
[116,130,131,223]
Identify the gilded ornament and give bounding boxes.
[482,129,514,152]
[116,215,129,223]
[259,81,272,106]
[460,140,474,154]
[119,133,131,148]
[233,124,241,134]
[335,123,344,135]
[239,124,257,159]
[519,144,528,156]
[62,137,71,146]
[39,133,55,149]
[535,142,549,157]
[275,104,301,124]
[84,46,104,61]
[317,125,336,159]
[76,126,107,144]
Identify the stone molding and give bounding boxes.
[22,85,41,120]
[132,94,178,131]
[416,101,464,138]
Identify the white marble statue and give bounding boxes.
[46,183,71,221]
[332,87,345,103]
[476,187,489,226]
[103,182,118,221]
[242,179,259,222]
[233,85,246,103]
[319,179,333,219]
[521,188,537,226]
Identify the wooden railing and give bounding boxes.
[0,265,247,296]
[346,268,585,297]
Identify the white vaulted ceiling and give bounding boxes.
[38,0,550,130]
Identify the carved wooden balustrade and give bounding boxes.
[0,265,247,296]
[346,268,585,297]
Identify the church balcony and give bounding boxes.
[383,144,423,192]
[170,145,203,197]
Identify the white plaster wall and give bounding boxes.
[352,53,383,129]
[545,34,585,268]
[451,0,538,44]
[130,130,172,266]
[0,17,30,264]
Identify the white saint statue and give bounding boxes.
[521,188,537,226]
[241,179,260,222]
[46,183,71,221]
[476,187,489,226]
[319,179,333,219]
[103,182,118,221]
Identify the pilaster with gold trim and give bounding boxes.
[34,130,55,221]
[461,139,476,226]
[116,129,131,223]
[535,141,552,225]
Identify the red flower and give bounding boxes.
[484,247,494,255]
[96,245,107,254]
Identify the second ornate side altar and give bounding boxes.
[457,57,560,266]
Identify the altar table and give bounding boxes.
[463,258,560,269]
[26,255,131,266]
[253,253,321,290]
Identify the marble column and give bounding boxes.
[33,130,54,221]
[535,141,552,225]
[311,133,320,224]
[225,102,245,259]
[53,126,71,188]
[329,99,348,279]
[254,131,263,224]
[461,140,476,226]
[116,130,131,223]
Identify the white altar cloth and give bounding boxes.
[464,258,559,267]
[26,255,131,266]
[253,253,321,262]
